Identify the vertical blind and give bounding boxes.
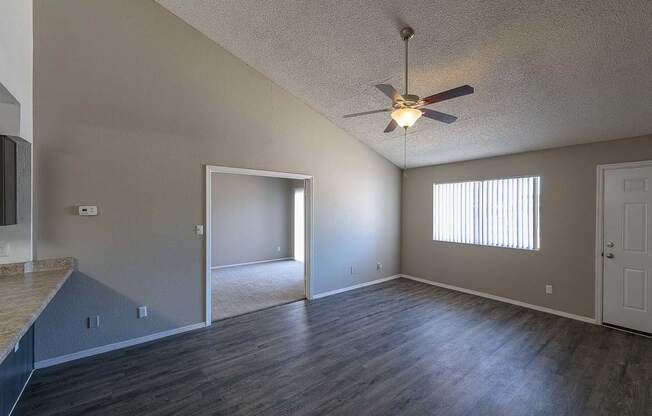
[433,176,540,250]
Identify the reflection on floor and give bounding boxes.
[16,278,652,415]
[212,259,305,320]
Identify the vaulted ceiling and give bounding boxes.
[157,0,652,168]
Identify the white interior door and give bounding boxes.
[603,163,652,333]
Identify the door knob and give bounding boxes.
[605,253,615,259]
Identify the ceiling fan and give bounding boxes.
[343,27,474,132]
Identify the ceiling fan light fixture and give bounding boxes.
[391,107,422,128]
[341,26,473,134]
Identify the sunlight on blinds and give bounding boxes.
[433,176,540,250]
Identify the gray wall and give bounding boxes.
[33,0,401,361]
[0,0,33,143]
[0,0,33,264]
[212,174,293,267]
[0,82,21,137]
[402,135,652,319]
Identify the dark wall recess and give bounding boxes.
[0,135,17,226]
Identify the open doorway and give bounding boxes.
[204,166,312,324]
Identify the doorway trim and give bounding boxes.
[204,165,315,326]
[595,159,652,325]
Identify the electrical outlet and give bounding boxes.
[194,225,204,236]
[377,262,383,271]
[344,265,357,277]
[137,306,148,319]
[0,242,8,257]
[545,284,553,295]
[87,315,100,329]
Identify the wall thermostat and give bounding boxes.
[78,205,98,216]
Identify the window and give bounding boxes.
[433,176,540,250]
[293,188,305,262]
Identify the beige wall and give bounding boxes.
[33,0,400,361]
[212,174,293,267]
[402,135,652,318]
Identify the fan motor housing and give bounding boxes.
[395,94,421,108]
[400,27,415,41]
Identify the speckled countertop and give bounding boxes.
[0,258,75,364]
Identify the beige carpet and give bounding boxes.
[212,259,305,320]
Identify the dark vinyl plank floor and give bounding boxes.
[14,278,652,416]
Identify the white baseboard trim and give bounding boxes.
[34,322,205,369]
[401,274,596,324]
[211,257,294,270]
[8,369,34,416]
[312,275,401,299]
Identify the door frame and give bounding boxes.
[204,165,315,326]
[595,159,652,325]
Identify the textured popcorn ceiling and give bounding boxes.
[157,0,652,168]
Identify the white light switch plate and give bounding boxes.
[137,306,148,319]
[194,225,204,236]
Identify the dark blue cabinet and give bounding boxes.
[0,325,33,416]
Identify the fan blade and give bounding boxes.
[421,108,458,124]
[421,85,474,105]
[375,84,403,103]
[384,119,398,133]
[343,109,391,118]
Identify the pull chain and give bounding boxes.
[403,128,407,171]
